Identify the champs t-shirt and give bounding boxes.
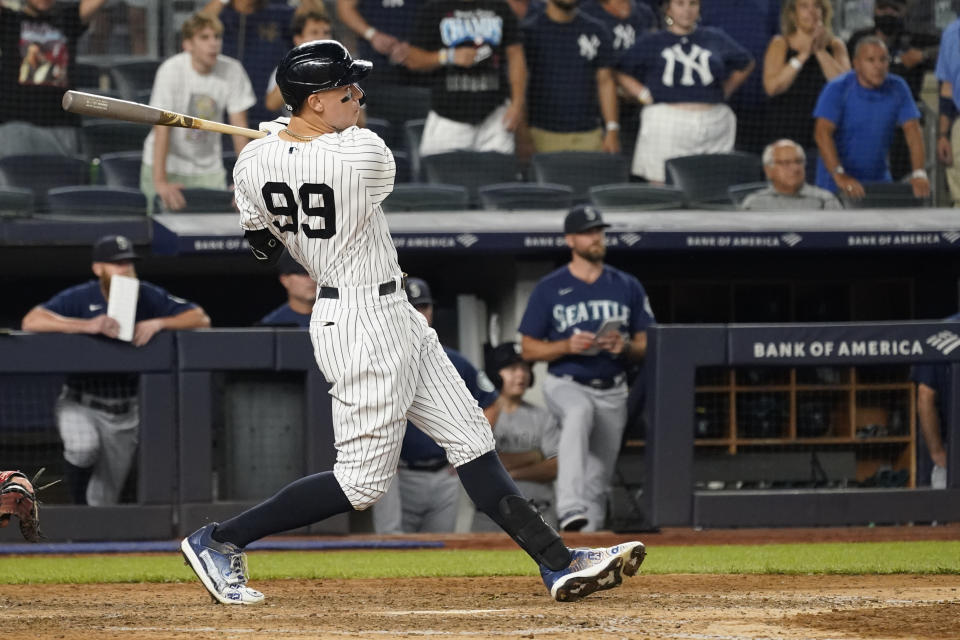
[0,4,86,126]
[518,265,655,380]
[617,26,752,104]
[141,52,256,175]
[412,0,520,124]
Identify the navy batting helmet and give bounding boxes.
[276,40,372,113]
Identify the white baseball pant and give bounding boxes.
[309,277,495,510]
[419,103,515,157]
[632,102,736,183]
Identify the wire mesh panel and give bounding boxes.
[211,372,307,501]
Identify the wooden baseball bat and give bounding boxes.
[61,90,267,139]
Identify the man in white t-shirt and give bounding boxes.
[140,12,256,213]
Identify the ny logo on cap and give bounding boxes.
[584,207,597,220]
[408,282,422,298]
[116,236,130,250]
[512,343,522,355]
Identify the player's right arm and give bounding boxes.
[234,152,286,264]
[520,333,596,362]
[21,307,119,338]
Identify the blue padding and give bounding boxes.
[0,538,444,555]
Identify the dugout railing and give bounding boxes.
[645,322,960,530]
[1,325,958,542]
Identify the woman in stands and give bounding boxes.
[762,0,849,151]
[615,0,755,183]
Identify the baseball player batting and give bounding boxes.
[179,39,645,605]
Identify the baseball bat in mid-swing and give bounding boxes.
[61,90,268,139]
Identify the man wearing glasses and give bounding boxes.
[740,138,841,210]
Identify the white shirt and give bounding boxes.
[235,127,399,287]
[142,52,256,175]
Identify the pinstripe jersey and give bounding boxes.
[234,126,400,287]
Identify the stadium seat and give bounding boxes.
[727,182,770,207]
[109,59,162,100]
[392,150,411,184]
[0,155,89,211]
[422,151,521,207]
[160,188,236,213]
[665,152,763,206]
[840,181,929,209]
[0,187,34,217]
[364,117,394,148]
[478,182,573,210]
[73,62,105,89]
[403,119,426,181]
[46,186,147,216]
[382,184,469,212]
[589,183,686,210]
[79,120,151,161]
[531,152,630,202]
[0,121,77,158]
[366,85,431,136]
[98,151,143,189]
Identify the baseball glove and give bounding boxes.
[0,470,42,542]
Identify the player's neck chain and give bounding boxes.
[283,128,324,141]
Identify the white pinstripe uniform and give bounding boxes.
[234,127,495,510]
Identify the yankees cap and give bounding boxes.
[277,251,309,276]
[92,234,139,263]
[404,277,433,306]
[563,205,610,234]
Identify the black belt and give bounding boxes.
[560,373,626,390]
[401,458,449,472]
[63,389,135,415]
[318,278,403,300]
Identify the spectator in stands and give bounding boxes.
[84,0,147,56]
[581,0,657,159]
[616,0,754,183]
[848,0,938,181]
[264,10,333,114]
[404,0,525,157]
[909,313,959,489]
[201,0,295,128]
[20,235,210,505]
[141,12,256,213]
[699,0,780,154]
[936,16,960,207]
[521,0,620,154]
[763,0,849,152]
[740,139,840,210]
[337,0,422,86]
[472,342,560,531]
[0,0,108,154]
[813,36,929,200]
[257,252,316,327]
[372,277,499,534]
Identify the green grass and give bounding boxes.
[0,541,958,584]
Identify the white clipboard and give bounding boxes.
[580,317,624,356]
[107,275,139,342]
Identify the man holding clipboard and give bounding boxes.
[519,205,654,532]
[20,235,210,506]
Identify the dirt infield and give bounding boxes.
[4,526,960,640]
[6,574,959,640]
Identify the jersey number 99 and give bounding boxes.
[261,182,337,239]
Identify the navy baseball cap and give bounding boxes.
[404,277,433,306]
[563,205,610,234]
[485,342,525,375]
[277,251,308,276]
[92,235,139,263]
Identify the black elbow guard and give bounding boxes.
[244,229,283,264]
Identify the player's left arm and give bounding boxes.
[133,307,210,347]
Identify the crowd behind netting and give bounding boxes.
[0,0,958,213]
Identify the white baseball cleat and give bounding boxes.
[181,522,265,605]
[539,547,624,602]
